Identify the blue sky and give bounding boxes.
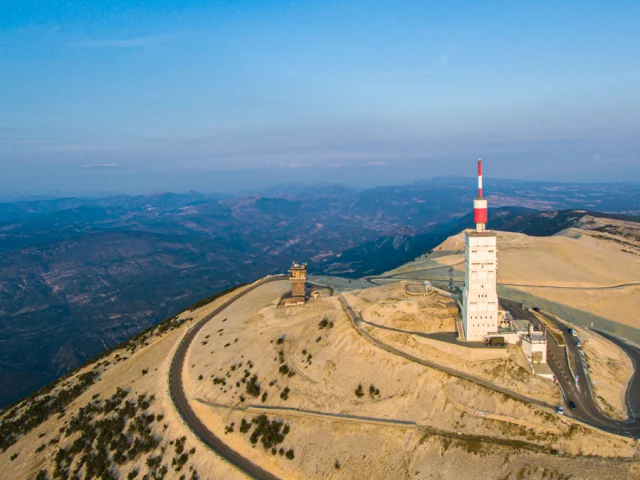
[1,1,639,195]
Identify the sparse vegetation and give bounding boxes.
[26,389,167,479]
[355,384,364,398]
[318,318,334,329]
[246,375,261,397]
[240,418,252,433]
[0,370,100,451]
[280,387,291,401]
[369,384,381,398]
[242,415,291,451]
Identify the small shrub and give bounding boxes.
[147,454,162,469]
[240,418,252,433]
[246,375,261,397]
[280,387,291,401]
[285,449,295,460]
[355,384,364,398]
[279,364,290,375]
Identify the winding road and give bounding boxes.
[368,269,640,292]
[337,292,554,410]
[169,276,285,480]
[169,274,640,480]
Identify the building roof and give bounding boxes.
[512,319,532,332]
[523,333,547,344]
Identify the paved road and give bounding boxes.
[170,273,640,480]
[358,277,640,438]
[500,298,640,438]
[499,281,640,291]
[338,293,554,411]
[369,272,640,292]
[169,276,286,480]
[195,399,418,428]
[365,261,465,282]
[589,330,640,421]
[358,318,493,349]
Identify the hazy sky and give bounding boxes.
[1,1,639,195]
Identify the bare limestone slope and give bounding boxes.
[1,277,638,480]
[182,280,636,479]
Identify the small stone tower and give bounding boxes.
[288,262,308,300]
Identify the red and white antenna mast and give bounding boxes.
[473,159,488,233]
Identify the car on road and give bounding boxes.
[575,340,582,348]
[568,328,577,336]
[556,405,564,415]
[568,400,577,411]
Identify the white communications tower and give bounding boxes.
[462,160,499,342]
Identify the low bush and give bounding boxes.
[280,387,291,401]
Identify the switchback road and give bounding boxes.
[501,299,640,438]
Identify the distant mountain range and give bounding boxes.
[0,178,638,407]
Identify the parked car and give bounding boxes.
[568,400,577,411]
[569,328,577,336]
[576,340,582,348]
[556,405,564,415]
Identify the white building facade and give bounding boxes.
[522,333,548,363]
[462,231,499,341]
